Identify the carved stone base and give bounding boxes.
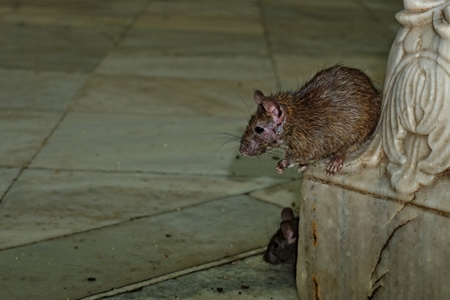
[295,1,450,298]
[296,167,450,299]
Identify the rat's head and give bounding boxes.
[239,90,287,156]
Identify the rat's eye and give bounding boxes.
[255,126,264,134]
[273,242,279,249]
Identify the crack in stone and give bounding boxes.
[387,203,406,224]
[367,271,388,300]
[367,217,416,298]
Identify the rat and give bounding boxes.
[263,207,299,266]
[239,64,381,175]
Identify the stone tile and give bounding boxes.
[0,110,61,167]
[0,23,119,73]
[263,2,394,57]
[274,54,388,90]
[133,13,262,35]
[106,255,298,300]
[0,195,282,300]
[96,50,275,81]
[0,5,14,16]
[0,0,147,73]
[268,23,393,58]
[0,7,132,28]
[250,179,302,210]
[122,5,266,57]
[261,0,361,20]
[119,29,267,57]
[3,0,149,18]
[72,75,276,118]
[361,0,404,33]
[147,1,259,18]
[0,169,285,249]
[30,112,301,179]
[0,168,20,198]
[0,69,87,111]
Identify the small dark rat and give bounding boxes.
[263,207,299,266]
[239,65,381,174]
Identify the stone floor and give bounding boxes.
[0,0,403,299]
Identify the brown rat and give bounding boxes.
[263,207,299,266]
[239,64,381,174]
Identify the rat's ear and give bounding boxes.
[261,99,285,124]
[253,90,265,104]
[281,221,296,244]
[281,207,294,221]
[254,90,285,124]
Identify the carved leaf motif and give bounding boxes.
[360,4,450,196]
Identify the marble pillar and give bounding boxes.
[297,1,450,299]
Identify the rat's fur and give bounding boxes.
[239,65,381,174]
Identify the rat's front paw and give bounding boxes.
[277,159,296,174]
[276,160,288,174]
[276,164,285,174]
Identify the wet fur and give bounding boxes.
[240,65,381,173]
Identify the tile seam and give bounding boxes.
[80,247,266,300]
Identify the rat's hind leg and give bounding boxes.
[297,164,308,172]
[325,154,346,175]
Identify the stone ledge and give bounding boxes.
[297,175,450,300]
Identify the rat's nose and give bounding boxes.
[239,143,248,156]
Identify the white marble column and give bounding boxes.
[297,1,450,299]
